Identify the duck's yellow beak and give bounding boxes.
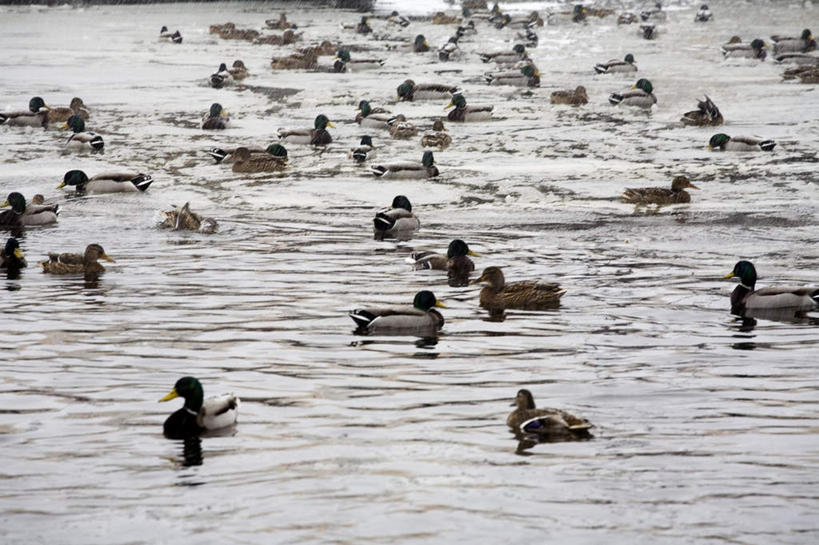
[435,301,448,309]
[444,101,453,109]
[57,181,66,189]
[763,43,770,49]
[159,388,179,402]
[221,109,228,116]
[0,200,8,208]
[60,122,68,130]
[630,84,637,89]
[327,121,335,128]
[102,254,116,263]
[707,145,714,151]
[467,250,481,257]
[723,272,735,279]
[13,248,24,259]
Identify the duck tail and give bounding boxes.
[608,93,624,106]
[0,113,8,125]
[370,165,387,177]
[348,309,376,329]
[352,149,368,163]
[171,31,183,44]
[208,148,229,163]
[373,212,395,232]
[131,174,153,192]
[593,64,607,74]
[479,53,492,63]
[90,136,104,151]
[759,140,776,151]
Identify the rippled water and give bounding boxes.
[2,1,819,543]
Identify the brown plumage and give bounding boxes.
[255,29,300,46]
[231,147,287,173]
[40,244,114,275]
[228,60,249,80]
[420,119,452,149]
[388,116,417,139]
[265,14,293,30]
[300,41,337,57]
[550,86,588,106]
[680,95,723,126]
[271,49,318,70]
[476,266,565,310]
[622,175,700,205]
[160,203,218,233]
[507,389,593,439]
[783,66,819,83]
[48,97,89,124]
[432,12,461,25]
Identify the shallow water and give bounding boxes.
[2,1,819,543]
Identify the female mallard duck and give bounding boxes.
[550,86,588,106]
[783,66,819,83]
[695,4,712,22]
[256,28,300,46]
[265,13,293,29]
[485,65,540,87]
[1,192,59,226]
[772,29,814,54]
[432,12,460,25]
[722,38,768,60]
[159,26,183,43]
[336,48,385,71]
[355,100,393,130]
[594,54,637,74]
[202,103,229,130]
[270,49,318,70]
[681,96,723,126]
[411,239,478,287]
[777,53,819,66]
[349,290,446,335]
[420,120,452,150]
[507,389,593,439]
[371,150,439,179]
[475,266,565,310]
[159,202,218,233]
[724,260,818,316]
[350,136,376,163]
[709,133,775,152]
[277,114,333,146]
[58,169,153,195]
[160,377,239,439]
[1,238,26,270]
[0,96,49,128]
[62,114,104,150]
[231,144,288,173]
[446,93,494,122]
[622,175,700,205]
[48,97,89,124]
[479,44,527,64]
[40,243,114,275]
[373,195,420,241]
[388,116,417,139]
[397,79,459,102]
[609,78,656,109]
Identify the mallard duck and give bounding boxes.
[1,192,59,226]
[335,48,385,71]
[695,4,712,22]
[485,65,540,87]
[371,150,439,179]
[772,29,815,54]
[355,100,393,130]
[475,266,565,310]
[639,24,658,40]
[721,35,743,50]
[776,54,819,66]
[62,114,104,150]
[517,26,538,48]
[354,16,372,34]
[594,54,637,74]
[411,239,478,287]
[479,44,528,64]
[1,238,26,270]
[58,170,152,195]
[640,2,667,22]
[350,136,376,163]
[724,261,818,316]
[210,63,234,88]
[270,49,318,70]
[202,103,230,130]
[709,133,775,152]
[209,22,233,35]
[48,97,89,124]
[681,95,723,126]
[265,14,294,30]
[622,175,700,205]
[410,34,429,52]
[232,144,288,173]
[446,94,493,122]
[609,79,656,109]
[349,290,446,335]
[159,377,239,439]
[40,243,114,275]
[432,12,461,25]
[783,66,819,83]
[722,38,768,60]
[547,5,586,25]
[159,202,218,233]
[420,119,452,150]
[373,195,420,241]
[507,389,593,439]
[218,26,259,41]
[438,37,461,62]
[388,116,417,139]
[207,146,264,164]
[507,11,543,28]
[256,28,300,46]
[159,26,183,43]
[277,114,333,145]
[397,79,459,101]
[387,10,411,27]
[0,96,49,128]
[550,86,588,106]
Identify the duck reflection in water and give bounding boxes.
[179,436,203,467]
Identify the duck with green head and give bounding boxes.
[397,79,460,101]
[350,135,376,163]
[159,377,239,439]
[479,43,527,64]
[594,53,637,74]
[771,28,814,54]
[62,114,104,150]
[0,192,59,227]
[485,64,540,87]
[349,290,446,335]
[722,38,768,59]
[1,238,27,270]
[446,93,494,122]
[411,239,479,287]
[202,103,230,130]
[373,195,420,241]
[622,175,700,205]
[0,96,49,128]
[277,114,334,145]
[411,34,429,53]
[475,266,566,310]
[232,144,288,173]
[371,150,439,178]
[355,100,393,130]
[335,48,385,71]
[708,133,775,152]
[724,260,818,316]
[58,169,153,195]
[355,16,372,34]
[508,389,593,439]
[608,78,656,109]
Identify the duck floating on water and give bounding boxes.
[349,290,446,335]
[507,389,593,440]
[277,114,333,146]
[475,266,565,310]
[411,239,478,287]
[622,175,700,205]
[373,195,419,241]
[58,170,153,195]
[160,377,239,439]
[371,150,439,179]
[1,192,59,227]
[724,260,818,317]
[609,79,656,109]
[708,133,775,152]
[40,243,114,275]
[681,95,723,126]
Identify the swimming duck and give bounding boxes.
[618,13,638,25]
[207,146,264,164]
[639,24,658,40]
[446,94,493,122]
[594,54,637,74]
[231,144,288,173]
[475,266,565,310]
[507,389,593,439]
[722,38,768,60]
[485,65,540,87]
[609,79,656,109]
[202,103,230,130]
[1,192,59,227]
[40,243,114,275]
[355,16,372,35]
[47,97,89,124]
[410,34,429,52]
[159,26,183,43]
[622,175,700,205]
[270,49,318,70]
[373,195,420,241]
[388,116,417,139]
[517,26,538,48]
[708,133,775,152]
[355,100,394,129]
[0,96,49,128]
[349,290,446,335]
[547,5,586,25]
[782,66,819,83]
[640,2,666,22]
[681,95,723,126]
[432,12,460,25]
[210,63,234,88]
[58,170,153,195]
[371,151,439,179]
[1,238,26,270]
[217,25,259,41]
[438,37,461,62]
[265,13,294,30]
[277,114,333,146]
[772,29,814,54]
[256,28,300,46]
[397,79,459,102]
[479,44,528,64]
[350,136,376,163]
[159,376,239,439]
[336,48,385,71]
[776,54,819,66]
[228,60,249,80]
[420,119,452,150]
[411,239,478,287]
[695,4,712,22]
[159,202,218,233]
[387,10,410,27]
[62,114,104,150]
[724,260,818,316]
[550,86,588,106]
[209,22,233,35]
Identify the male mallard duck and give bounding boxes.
[349,290,446,335]
[277,114,333,146]
[350,136,376,163]
[475,266,565,310]
[550,86,588,106]
[772,29,814,54]
[397,79,459,102]
[485,65,540,87]
[1,192,59,226]
[387,10,411,27]
[446,93,493,122]
[1,238,26,270]
[420,119,452,150]
[159,26,183,43]
[373,195,420,241]
[355,100,393,130]
[709,133,775,152]
[681,95,723,126]
[695,4,712,22]
[722,38,768,60]
[594,54,637,74]
[438,37,461,62]
[507,389,593,439]
[265,14,294,30]
[336,48,385,71]
[411,239,478,287]
[388,116,417,139]
[0,96,49,128]
[40,243,114,275]
[639,24,658,40]
[160,377,239,439]
[62,114,104,150]
[609,78,656,109]
[209,63,235,88]
[479,44,528,64]
[202,103,230,130]
[354,16,372,34]
[547,5,587,25]
[724,261,818,316]
[640,2,666,22]
[410,34,429,52]
[622,175,700,205]
[58,169,153,195]
[48,97,89,124]
[232,144,288,173]
[270,49,318,70]
[371,150,439,179]
[159,202,218,233]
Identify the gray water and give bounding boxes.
[2,1,819,543]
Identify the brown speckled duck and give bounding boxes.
[231,144,288,173]
[475,266,565,310]
[40,244,114,275]
[48,97,89,124]
[507,389,593,439]
[420,119,452,149]
[681,95,723,126]
[550,86,588,106]
[622,175,700,205]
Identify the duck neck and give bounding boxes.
[184,385,204,413]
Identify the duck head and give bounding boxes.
[1,192,26,214]
[397,79,415,100]
[360,135,374,147]
[413,290,447,311]
[421,150,436,168]
[632,78,654,94]
[314,114,334,130]
[708,133,730,150]
[671,175,699,191]
[336,48,352,63]
[476,266,505,290]
[624,53,635,63]
[209,103,225,117]
[4,238,24,261]
[28,96,47,113]
[159,376,205,412]
[391,195,411,212]
[266,144,288,158]
[447,239,479,259]
[84,243,115,264]
[512,389,537,409]
[63,114,86,133]
[724,260,757,288]
[446,94,467,110]
[58,169,89,189]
